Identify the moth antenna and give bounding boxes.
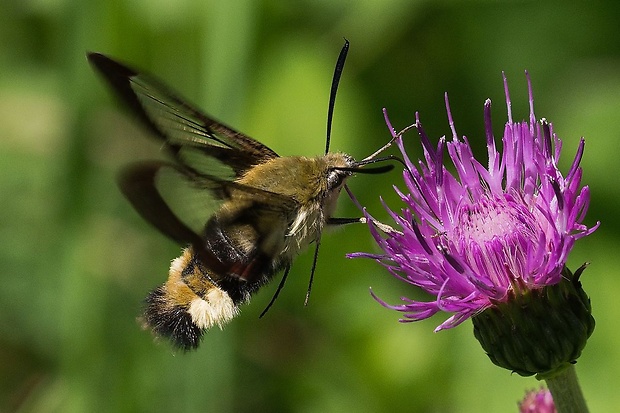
[304,39,348,306]
[325,38,350,155]
[259,265,291,318]
[304,235,322,306]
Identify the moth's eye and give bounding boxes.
[327,170,348,190]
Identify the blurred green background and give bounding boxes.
[1,1,618,412]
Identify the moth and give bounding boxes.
[88,41,394,350]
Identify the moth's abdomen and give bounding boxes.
[143,285,203,350]
[141,248,239,350]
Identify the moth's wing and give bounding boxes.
[87,52,278,178]
[118,162,202,247]
[118,161,299,247]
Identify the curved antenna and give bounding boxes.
[325,39,350,155]
[306,40,349,308]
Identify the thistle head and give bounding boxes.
[351,72,598,376]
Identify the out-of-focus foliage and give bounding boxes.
[1,1,617,412]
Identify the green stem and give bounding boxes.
[545,365,589,413]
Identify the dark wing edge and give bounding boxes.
[118,161,204,247]
[86,52,279,176]
[118,161,299,246]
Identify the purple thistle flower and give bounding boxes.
[351,73,599,332]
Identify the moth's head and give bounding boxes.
[321,151,395,194]
[322,152,356,193]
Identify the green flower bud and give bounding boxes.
[472,265,595,379]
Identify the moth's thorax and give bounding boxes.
[238,153,353,201]
[230,152,355,258]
